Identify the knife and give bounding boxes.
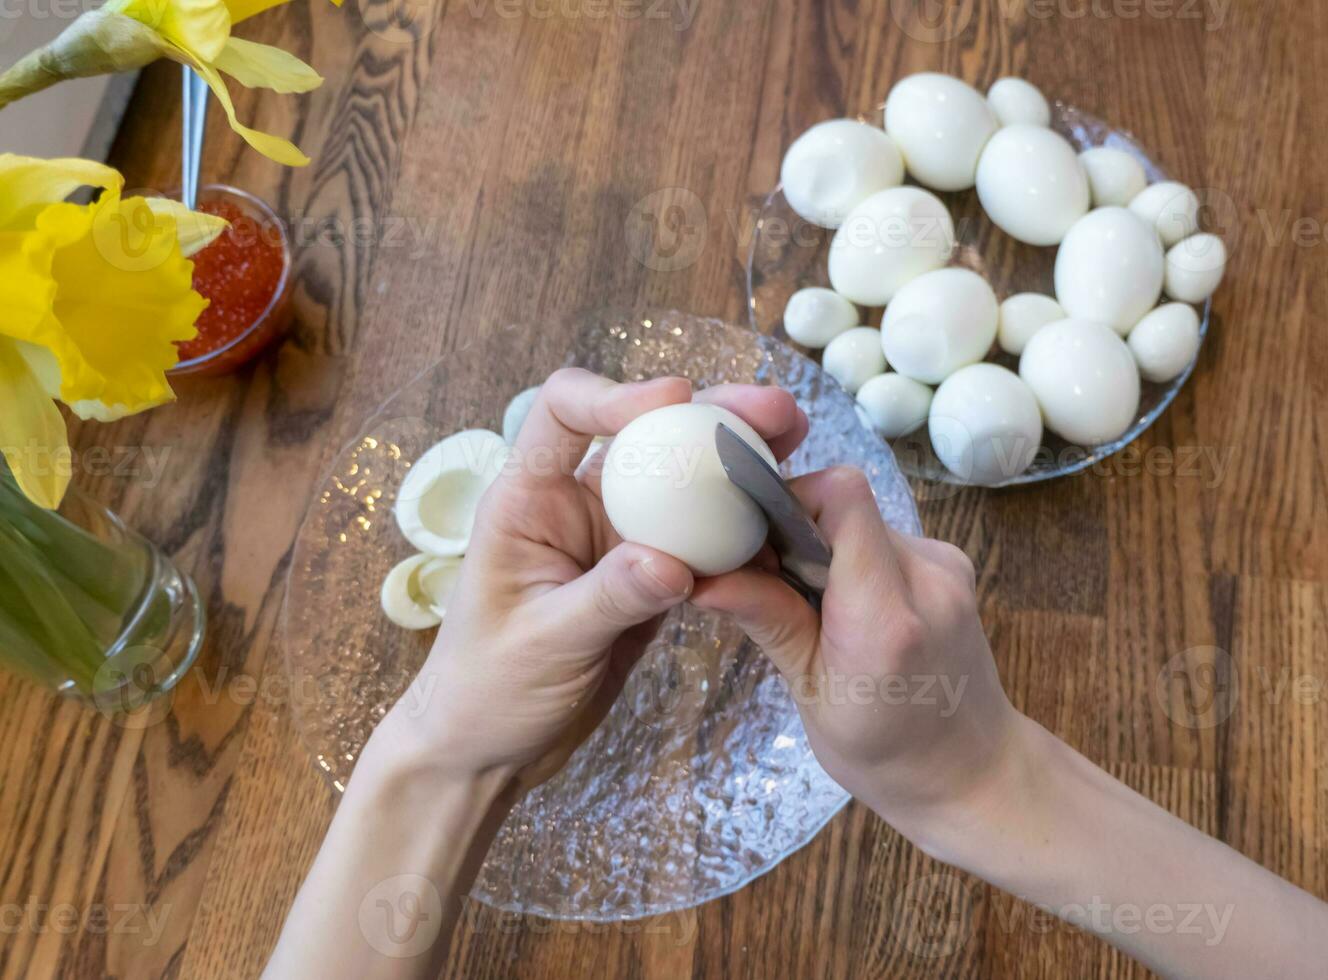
[714,422,833,609]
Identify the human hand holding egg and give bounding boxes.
[775,72,1226,486]
[373,369,809,790]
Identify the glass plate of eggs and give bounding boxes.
[746,95,1215,486]
[282,309,921,920]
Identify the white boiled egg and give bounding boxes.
[1079,147,1147,207]
[1127,303,1201,383]
[828,187,955,306]
[1164,233,1227,303]
[1019,318,1141,445]
[928,364,1042,486]
[380,553,444,630]
[1054,207,1164,335]
[997,292,1065,355]
[975,124,1090,246]
[601,403,775,576]
[394,429,509,557]
[883,73,998,191]
[502,386,540,444]
[780,119,905,228]
[823,327,886,394]
[856,373,933,438]
[987,77,1051,127]
[1128,181,1200,247]
[782,287,858,348]
[880,268,998,384]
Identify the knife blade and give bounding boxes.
[714,422,832,607]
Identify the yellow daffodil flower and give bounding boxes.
[0,0,338,166]
[0,154,226,509]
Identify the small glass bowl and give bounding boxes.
[169,184,293,377]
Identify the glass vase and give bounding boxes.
[0,470,204,713]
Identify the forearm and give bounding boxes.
[264,720,516,980]
[903,716,1328,979]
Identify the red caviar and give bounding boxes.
[177,198,287,363]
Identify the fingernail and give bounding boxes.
[632,557,692,600]
[637,376,689,394]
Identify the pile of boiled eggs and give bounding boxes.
[779,72,1226,486]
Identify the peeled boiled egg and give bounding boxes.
[928,364,1042,486]
[780,119,905,228]
[395,429,509,557]
[1164,233,1227,303]
[997,292,1065,355]
[828,187,955,306]
[1128,181,1200,247]
[975,124,1090,246]
[1019,319,1141,445]
[880,268,998,384]
[823,327,886,394]
[601,403,775,576]
[987,77,1051,127]
[1054,207,1164,335]
[783,287,858,348]
[1127,303,1201,383]
[502,386,540,444]
[1079,147,1147,207]
[856,373,933,438]
[883,73,997,191]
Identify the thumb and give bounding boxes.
[690,568,821,681]
[537,542,693,652]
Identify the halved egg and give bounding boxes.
[394,429,509,557]
[417,555,464,618]
[380,553,464,629]
[381,554,442,629]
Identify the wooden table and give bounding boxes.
[2,0,1324,976]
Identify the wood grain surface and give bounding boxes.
[1,0,1324,977]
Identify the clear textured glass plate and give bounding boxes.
[745,103,1212,486]
[282,309,921,920]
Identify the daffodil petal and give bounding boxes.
[222,0,286,22]
[144,198,227,256]
[0,338,70,510]
[190,58,310,166]
[67,400,139,422]
[0,230,58,343]
[12,341,61,399]
[113,0,231,63]
[5,195,202,412]
[0,154,122,230]
[223,0,340,25]
[215,36,322,93]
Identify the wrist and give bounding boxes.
[878,712,1058,871]
[356,707,521,819]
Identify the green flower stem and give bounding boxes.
[0,592,68,687]
[0,465,165,696]
[0,516,110,692]
[0,475,145,614]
